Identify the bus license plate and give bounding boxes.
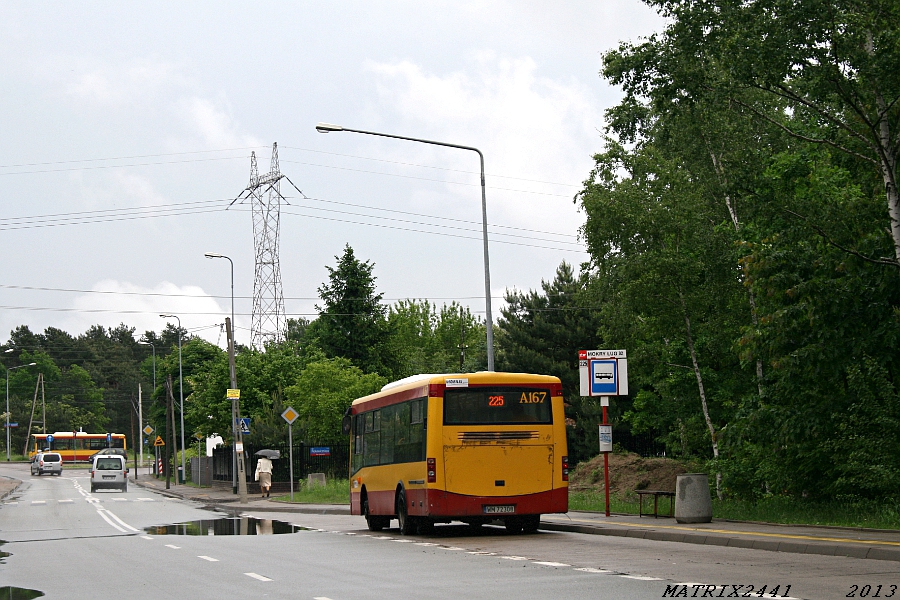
[483,505,515,514]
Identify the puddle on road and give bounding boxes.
[0,587,45,599]
[145,517,309,536]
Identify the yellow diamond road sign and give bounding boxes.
[281,406,299,425]
[143,425,153,436]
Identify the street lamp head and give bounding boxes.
[3,349,13,354]
[316,122,343,133]
[160,314,173,319]
[27,362,36,367]
[204,252,223,259]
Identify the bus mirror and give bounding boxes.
[341,415,352,436]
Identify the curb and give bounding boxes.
[0,476,21,501]
[538,521,900,563]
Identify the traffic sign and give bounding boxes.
[227,388,240,399]
[46,434,54,443]
[143,425,154,436]
[193,432,203,440]
[579,349,628,396]
[106,432,112,444]
[281,406,299,425]
[153,436,165,447]
[238,418,250,434]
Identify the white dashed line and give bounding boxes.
[414,542,438,546]
[141,536,153,540]
[313,597,335,600]
[468,551,496,555]
[532,561,570,567]
[439,546,464,551]
[4,501,17,505]
[501,556,530,561]
[58,499,74,503]
[244,573,272,582]
[574,568,615,574]
[165,544,181,549]
[30,500,46,505]
[374,536,392,539]
[391,539,413,543]
[344,532,357,535]
[134,498,154,502]
[620,575,663,581]
[198,556,219,562]
[112,498,127,502]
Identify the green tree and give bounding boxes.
[310,244,393,375]
[285,357,386,442]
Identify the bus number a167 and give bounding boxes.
[519,391,546,404]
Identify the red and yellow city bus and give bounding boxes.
[29,432,126,462]
[346,372,568,535]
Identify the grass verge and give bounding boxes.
[569,490,900,529]
[273,478,350,504]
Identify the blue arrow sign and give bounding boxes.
[46,434,54,443]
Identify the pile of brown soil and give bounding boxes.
[569,452,689,501]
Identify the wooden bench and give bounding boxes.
[636,490,675,518]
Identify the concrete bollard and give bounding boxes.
[675,473,712,523]
[307,473,326,488]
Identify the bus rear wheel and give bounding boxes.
[397,489,415,536]
[522,514,540,534]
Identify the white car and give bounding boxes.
[90,456,128,492]
[31,452,63,476]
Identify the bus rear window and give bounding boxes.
[443,387,553,425]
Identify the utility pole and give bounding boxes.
[458,307,468,372]
[227,318,248,503]
[130,394,138,480]
[165,376,174,489]
[23,373,43,457]
[138,384,143,469]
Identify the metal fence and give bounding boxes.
[211,442,351,484]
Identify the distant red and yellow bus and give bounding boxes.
[347,372,568,535]
[30,432,126,462]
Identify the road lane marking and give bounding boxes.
[103,509,139,532]
[4,501,17,505]
[439,547,464,550]
[245,573,272,582]
[415,542,438,546]
[198,556,219,562]
[574,568,615,574]
[391,539,413,543]
[467,551,496,555]
[313,597,335,600]
[112,498,127,502]
[501,556,530,560]
[134,498,154,502]
[620,575,663,580]
[532,561,570,567]
[141,536,154,540]
[58,499,74,503]
[31,500,46,505]
[165,544,181,549]
[97,509,127,532]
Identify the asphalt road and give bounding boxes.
[2,463,898,600]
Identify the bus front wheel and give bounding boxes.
[363,495,386,532]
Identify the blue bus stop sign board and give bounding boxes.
[590,360,618,395]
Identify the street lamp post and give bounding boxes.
[204,252,238,494]
[160,314,186,482]
[316,122,496,371]
[6,361,37,461]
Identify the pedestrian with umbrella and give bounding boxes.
[254,449,279,498]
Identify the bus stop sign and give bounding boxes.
[579,349,628,397]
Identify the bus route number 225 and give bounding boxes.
[519,391,547,404]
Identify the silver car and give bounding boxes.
[31,452,63,476]
[90,456,128,492]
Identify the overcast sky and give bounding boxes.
[0,1,663,349]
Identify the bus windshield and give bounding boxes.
[443,387,553,425]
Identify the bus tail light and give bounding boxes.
[562,456,569,481]
[427,458,436,483]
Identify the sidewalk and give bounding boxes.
[133,476,900,563]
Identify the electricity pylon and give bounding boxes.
[230,143,305,349]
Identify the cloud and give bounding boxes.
[177,97,263,150]
[363,55,600,232]
[65,60,183,105]
[67,280,234,347]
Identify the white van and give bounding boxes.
[90,456,128,492]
